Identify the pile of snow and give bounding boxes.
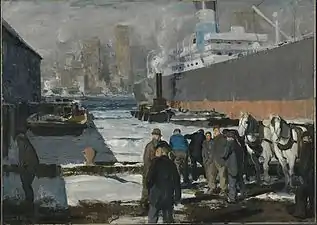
[65,174,143,206]
[253,192,295,202]
[64,174,198,207]
[3,173,68,209]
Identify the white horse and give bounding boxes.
[268,114,307,189]
[238,112,274,185]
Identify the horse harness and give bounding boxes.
[272,118,304,152]
[244,117,272,157]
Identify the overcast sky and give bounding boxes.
[2,0,314,65]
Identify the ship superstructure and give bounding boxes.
[148,0,270,79]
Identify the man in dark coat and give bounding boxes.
[291,131,314,218]
[222,131,246,203]
[16,128,40,215]
[184,129,205,181]
[141,128,162,210]
[202,131,214,192]
[208,126,228,195]
[146,145,181,223]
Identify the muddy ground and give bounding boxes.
[4,199,313,224]
[3,181,315,224]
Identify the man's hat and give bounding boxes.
[151,128,162,136]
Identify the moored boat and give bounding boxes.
[27,100,88,136]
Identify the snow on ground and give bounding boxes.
[3,173,68,209]
[64,174,197,207]
[65,174,143,206]
[253,192,295,202]
[110,216,147,224]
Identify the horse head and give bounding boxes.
[269,114,289,142]
[238,112,249,136]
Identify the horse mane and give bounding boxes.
[240,112,249,120]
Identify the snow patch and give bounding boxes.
[253,192,295,202]
[64,174,142,206]
[3,173,68,209]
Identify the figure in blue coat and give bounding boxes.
[169,129,190,184]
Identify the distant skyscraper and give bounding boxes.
[81,37,101,93]
[114,24,133,93]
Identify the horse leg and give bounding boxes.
[246,145,261,185]
[284,147,297,189]
[262,141,272,184]
[273,145,290,191]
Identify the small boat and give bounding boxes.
[27,100,88,136]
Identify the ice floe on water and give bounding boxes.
[92,110,202,163]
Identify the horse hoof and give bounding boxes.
[263,177,271,185]
[282,186,292,194]
[263,181,270,186]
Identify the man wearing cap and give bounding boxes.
[169,128,190,184]
[140,128,163,211]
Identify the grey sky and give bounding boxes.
[2,0,313,65]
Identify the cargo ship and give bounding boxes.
[141,0,314,120]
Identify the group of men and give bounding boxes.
[140,126,247,223]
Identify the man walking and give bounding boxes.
[208,126,228,196]
[140,128,162,211]
[184,129,205,181]
[202,131,214,193]
[146,145,181,223]
[169,129,190,184]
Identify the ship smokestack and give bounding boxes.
[194,0,219,51]
[156,73,163,99]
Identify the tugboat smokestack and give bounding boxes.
[155,73,163,99]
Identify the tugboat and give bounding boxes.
[27,99,88,136]
[131,73,175,123]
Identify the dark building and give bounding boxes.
[2,18,42,103]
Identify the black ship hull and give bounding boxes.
[160,37,314,120]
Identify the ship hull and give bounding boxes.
[161,37,314,120]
